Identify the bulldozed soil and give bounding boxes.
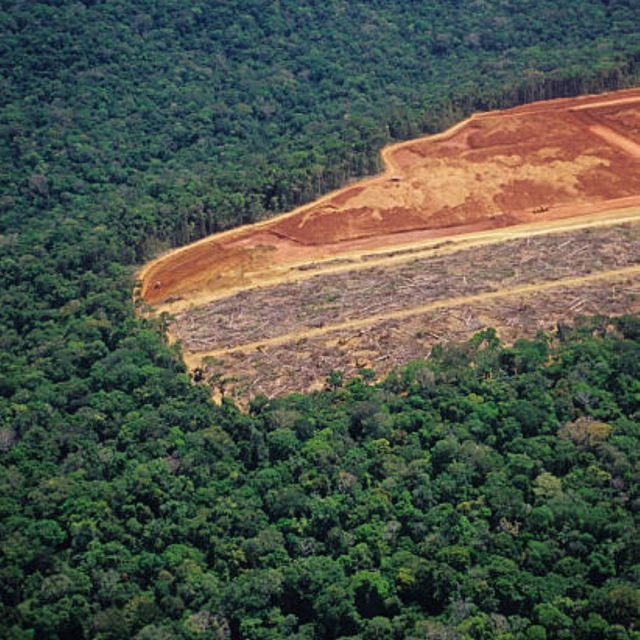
[140,87,640,309]
[137,88,640,401]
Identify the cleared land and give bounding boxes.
[195,276,640,400]
[140,87,640,310]
[173,224,640,353]
[179,223,640,398]
[137,88,640,400]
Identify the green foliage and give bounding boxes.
[3,318,640,638]
[7,320,638,637]
[1,0,640,637]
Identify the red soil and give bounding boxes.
[140,88,640,306]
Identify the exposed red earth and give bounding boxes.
[137,89,640,400]
[140,88,640,310]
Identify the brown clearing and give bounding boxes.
[137,88,640,401]
[173,223,640,355]
[175,222,640,400]
[140,87,640,309]
[200,270,640,402]
[188,266,640,361]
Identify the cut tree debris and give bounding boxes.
[167,222,640,402]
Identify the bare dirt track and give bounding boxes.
[137,88,640,400]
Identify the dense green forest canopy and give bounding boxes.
[2,0,639,252]
[1,1,640,638]
[4,316,640,639]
